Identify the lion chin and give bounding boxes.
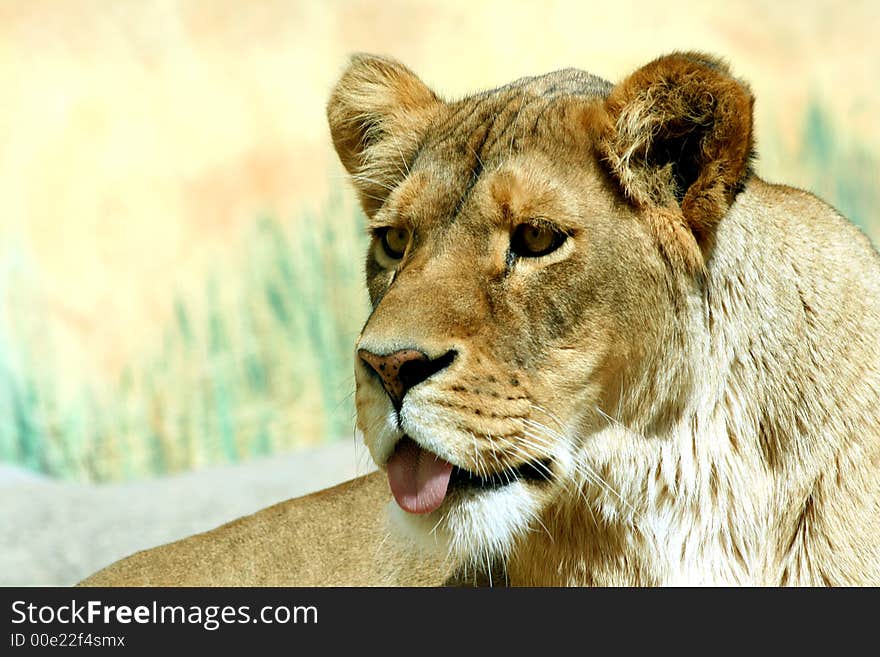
[386,476,538,575]
[81,52,880,587]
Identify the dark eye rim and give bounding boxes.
[376,227,409,260]
[510,222,568,258]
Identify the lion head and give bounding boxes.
[327,53,754,568]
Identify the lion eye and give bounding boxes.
[511,223,566,258]
[380,227,410,259]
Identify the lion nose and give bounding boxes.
[358,348,456,408]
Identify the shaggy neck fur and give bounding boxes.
[505,178,880,586]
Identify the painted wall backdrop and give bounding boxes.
[2,0,878,482]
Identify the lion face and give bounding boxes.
[328,55,753,565]
[353,128,665,560]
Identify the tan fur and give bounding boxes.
[80,472,452,586]
[83,53,880,586]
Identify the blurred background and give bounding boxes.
[1,0,878,583]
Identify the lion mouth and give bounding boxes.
[386,436,551,515]
[449,460,551,490]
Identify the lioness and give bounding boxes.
[82,52,880,587]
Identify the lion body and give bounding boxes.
[83,53,880,587]
[80,472,452,586]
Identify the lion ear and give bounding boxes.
[327,54,441,215]
[597,52,754,262]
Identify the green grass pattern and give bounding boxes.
[0,192,369,481]
[796,101,878,235]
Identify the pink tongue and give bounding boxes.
[386,438,454,515]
